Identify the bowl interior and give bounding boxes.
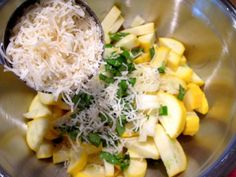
[0,0,236,177]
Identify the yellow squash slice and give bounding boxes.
[154,124,187,177]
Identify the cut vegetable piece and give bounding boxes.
[122,23,155,36]
[183,112,200,136]
[122,123,139,138]
[104,160,115,177]
[136,94,160,111]
[124,159,147,177]
[175,66,193,83]
[24,95,52,119]
[191,71,205,86]
[183,83,204,111]
[38,92,56,105]
[51,106,64,120]
[75,164,105,177]
[36,141,53,159]
[133,53,150,64]
[128,149,143,159]
[131,15,145,27]
[180,56,187,65]
[53,148,70,164]
[140,115,158,137]
[125,137,160,160]
[104,47,121,58]
[138,33,155,52]
[150,47,170,67]
[67,150,88,177]
[44,125,60,140]
[157,92,186,138]
[110,16,125,33]
[105,33,111,44]
[160,75,187,95]
[81,143,102,155]
[102,6,121,32]
[159,38,185,55]
[55,99,70,110]
[115,34,140,50]
[26,117,49,151]
[154,124,187,177]
[195,92,208,114]
[167,51,181,71]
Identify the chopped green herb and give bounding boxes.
[109,32,129,42]
[105,44,113,48]
[158,65,166,74]
[72,92,94,110]
[57,124,79,140]
[88,133,101,147]
[159,105,168,116]
[100,151,130,171]
[116,115,127,136]
[127,63,136,73]
[106,59,122,67]
[149,47,155,59]
[99,74,115,84]
[128,78,136,86]
[121,50,132,60]
[99,112,113,126]
[177,85,186,101]
[131,48,144,58]
[117,80,129,98]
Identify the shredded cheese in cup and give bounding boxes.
[5,0,103,101]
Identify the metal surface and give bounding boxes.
[0,0,236,177]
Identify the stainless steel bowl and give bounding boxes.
[0,0,236,177]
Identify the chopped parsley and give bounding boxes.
[159,105,168,116]
[105,44,113,48]
[100,151,130,171]
[177,85,186,100]
[117,80,129,98]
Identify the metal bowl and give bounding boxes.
[0,0,236,177]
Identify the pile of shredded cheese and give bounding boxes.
[5,0,103,98]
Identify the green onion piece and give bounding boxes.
[159,105,168,116]
[105,44,113,48]
[88,133,101,147]
[109,32,129,42]
[99,74,115,84]
[177,85,186,101]
[158,65,166,74]
[128,78,136,87]
[149,47,155,59]
[121,50,132,60]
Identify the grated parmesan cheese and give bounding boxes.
[5,0,103,100]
